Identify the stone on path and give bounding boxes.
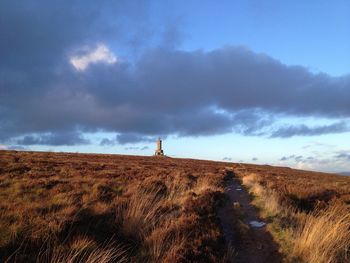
[249,221,266,228]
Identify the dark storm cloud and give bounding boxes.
[280,155,317,163]
[270,122,349,138]
[302,142,336,149]
[0,0,149,104]
[116,134,156,145]
[100,134,156,145]
[15,132,89,146]
[280,155,307,162]
[1,1,350,146]
[100,138,116,146]
[125,146,149,151]
[334,152,350,161]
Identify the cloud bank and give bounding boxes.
[1,1,350,146]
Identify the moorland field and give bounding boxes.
[0,150,349,262]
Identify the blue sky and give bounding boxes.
[1,0,350,173]
[149,0,350,76]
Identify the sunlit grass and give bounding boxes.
[240,170,350,263]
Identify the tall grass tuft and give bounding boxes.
[36,237,128,263]
[144,222,185,262]
[116,187,166,241]
[293,203,350,263]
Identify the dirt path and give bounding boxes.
[219,171,282,262]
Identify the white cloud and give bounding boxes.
[70,44,117,71]
[277,152,350,173]
[0,145,8,150]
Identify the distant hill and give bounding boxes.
[338,172,350,176]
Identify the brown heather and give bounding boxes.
[1,151,350,262]
[0,150,228,262]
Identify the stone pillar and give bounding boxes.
[157,139,162,151]
[155,138,164,156]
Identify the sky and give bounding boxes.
[0,0,350,173]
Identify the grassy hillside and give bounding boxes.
[0,150,349,262]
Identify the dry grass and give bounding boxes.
[293,203,350,263]
[39,238,128,263]
[239,169,350,263]
[116,187,166,240]
[115,184,187,261]
[242,173,282,217]
[0,150,229,262]
[236,164,350,210]
[144,221,186,262]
